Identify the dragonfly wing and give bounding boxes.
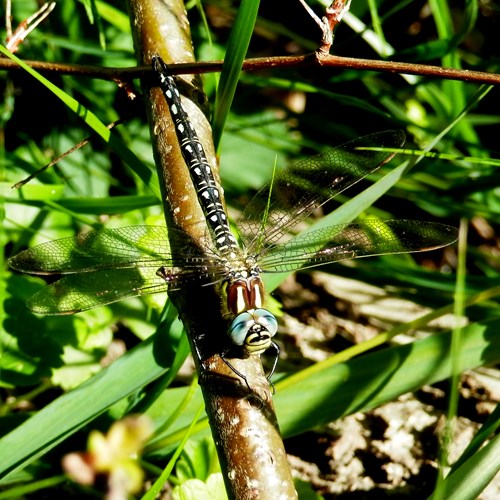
[26,263,229,315]
[27,267,169,314]
[259,220,458,273]
[9,226,171,274]
[239,130,406,252]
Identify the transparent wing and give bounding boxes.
[8,226,172,274]
[258,220,458,273]
[9,226,229,314]
[26,267,169,314]
[239,130,406,253]
[25,264,229,315]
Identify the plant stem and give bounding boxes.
[127,0,296,497]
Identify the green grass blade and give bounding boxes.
[435,219,469,488]
[29,316,495,460]
[95,0,131,32]
[450,404,500,473]
[142,402,206,500]
[212,0,261,150]
[429,432,500,500]
[274,318,500,437]
[0,328,176,480]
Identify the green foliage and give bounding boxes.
[174,438,220,482]
[172,474,227,500]
[1,0,499,498]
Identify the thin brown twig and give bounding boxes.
[1,53,499,86]
[5,0,13,41]
[12,119,124,189]
[5,48,497,190]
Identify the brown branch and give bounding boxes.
[1,52,499,86]
[127,0,296,498]
[314,53,500,85]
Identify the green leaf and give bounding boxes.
[59,195,160,214]
[1,183,66,202]
[0,323,180,480]
[219,113,294,192]
[95,1,131,32]
[175,438,219,482]
[430,432,500,500]
[49,308,114,390]
[172,473,227,500]
[2,274,66,387]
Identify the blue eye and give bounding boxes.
[254,309,278,336]
[228,308,278,348]
[228,311,255,346]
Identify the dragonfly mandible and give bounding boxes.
[9,56,459,369]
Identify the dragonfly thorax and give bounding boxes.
[226,275,264,316]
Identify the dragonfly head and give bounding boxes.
[228,308,278,357]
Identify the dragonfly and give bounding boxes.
[9,56,458,370]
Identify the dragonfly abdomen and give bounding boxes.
[153,56,239,257]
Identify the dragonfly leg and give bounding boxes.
[219,345,279,394]
[219,351,252,392]
[266,341,280,394]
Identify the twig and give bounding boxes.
[297,0,352,54]
[5,2,56,53]
[1,54,499,87]
[12,119,124,189]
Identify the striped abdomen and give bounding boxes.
[153,56,239,256]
